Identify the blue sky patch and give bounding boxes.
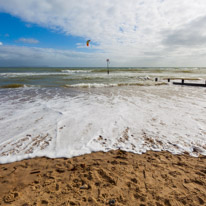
[0,12,87,50]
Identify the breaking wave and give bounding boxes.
[64,82,168,88]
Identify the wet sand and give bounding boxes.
[0,150,206,206]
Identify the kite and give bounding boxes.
[86,40,91,46]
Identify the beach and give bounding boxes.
[2,0,206,204]
[0,150,206,205]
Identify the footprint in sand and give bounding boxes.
[3,192,19,203]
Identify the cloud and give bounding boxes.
[0,42,3,46]
[0,45,206,67]
[16,38,39,44]
[25,23,32,28]
[162,15,206,47]
[1,0,206,66]
[0,45,106,67]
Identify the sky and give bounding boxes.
[0,0,206,67]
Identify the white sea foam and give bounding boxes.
[65,82,167,88]
[0,72,66,77]
[0,85,206,163]
[65,83,118,88]
[62,70,92,73]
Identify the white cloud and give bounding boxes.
[25,24,32,28]
[0,45,206,67]
[16,38,39,44]
[1,0,206,66]
[0,45,106,67]
[0,42,3,46]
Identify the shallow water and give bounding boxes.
[0,67,206,88]
[0,67,206,163]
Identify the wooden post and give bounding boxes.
[106,59,110,74]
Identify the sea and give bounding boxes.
[0,67,206,163]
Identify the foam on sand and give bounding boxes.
[0,84,206,163]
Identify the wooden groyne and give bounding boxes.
[173,82,206,87]
[172,79,206,87]
[155,78,206,87]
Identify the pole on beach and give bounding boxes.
[106,59,110,74]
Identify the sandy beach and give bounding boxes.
[0,150,205,206]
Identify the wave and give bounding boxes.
[62,70,92,73]
[162,77,202,80]
[0,84,26,88]
[0,72,66,77]
[64,82,168,88]
[65,83,118,88]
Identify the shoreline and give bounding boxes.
[0,150,205,205]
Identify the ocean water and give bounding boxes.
[0,67,206,163]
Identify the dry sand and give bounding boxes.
[0,150,206,206]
